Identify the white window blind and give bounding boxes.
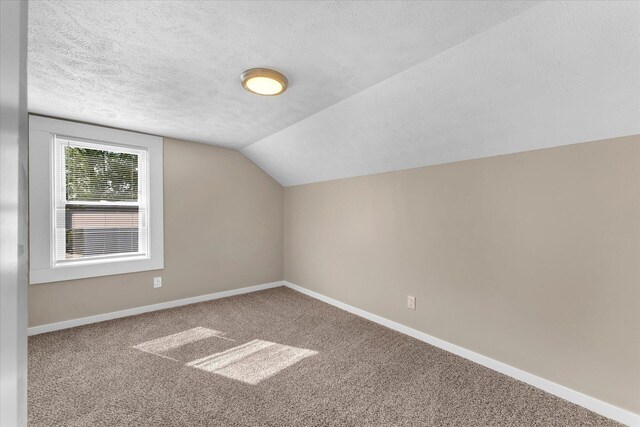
[53,136,148,265]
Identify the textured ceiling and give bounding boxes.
[28,0,538,149]
[29,1,639,188]
[244,1,640,186]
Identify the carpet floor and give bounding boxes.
[29,286,620,426]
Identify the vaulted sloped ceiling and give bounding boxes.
[243,1,640,186]
[29,1,639,187]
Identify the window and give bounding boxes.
[30,116,163,284]
[53,138,147,264]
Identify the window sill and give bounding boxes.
[54,253,149,268]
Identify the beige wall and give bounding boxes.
[284,136,640,413]
[29,138,284,326]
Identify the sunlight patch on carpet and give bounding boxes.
[187,339,318,385]
[133,327,227,355]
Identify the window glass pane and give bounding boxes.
[65,146,138,202]
[55,139,147,264]
[65,205,139,258]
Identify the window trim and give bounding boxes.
[52,136,148,265]
[29,116,164,284]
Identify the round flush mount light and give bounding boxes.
[241,68,288,96]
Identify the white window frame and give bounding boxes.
[52,136,149,265]
[29,116,164,284]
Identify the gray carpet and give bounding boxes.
[29,287,620,426]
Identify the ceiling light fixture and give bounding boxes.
[241,68,288,96]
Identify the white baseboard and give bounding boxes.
[28,281,284,336]
[284,281,639,427]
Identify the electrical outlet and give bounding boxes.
[407,295,416,310]
[153,277,162,288]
